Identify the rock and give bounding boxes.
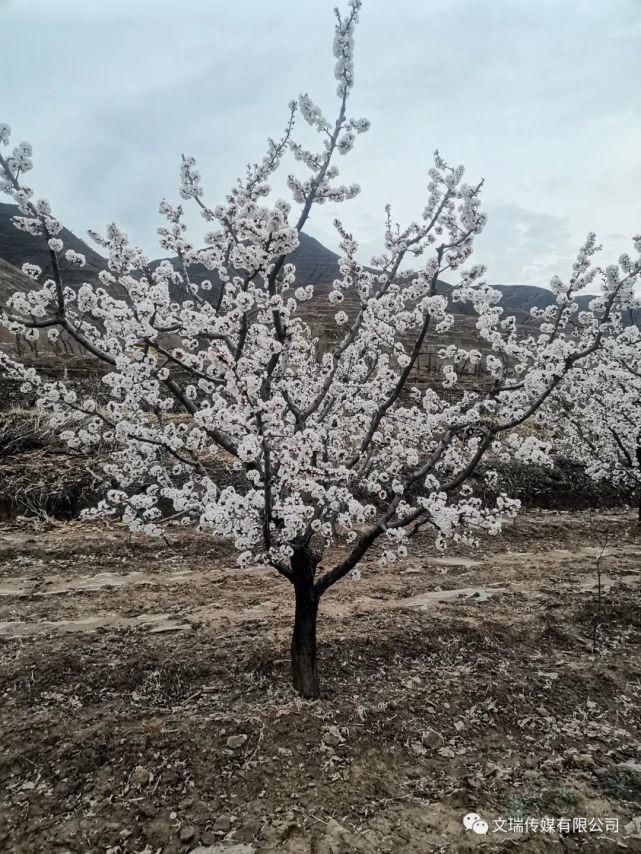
[226,734,248,750]
[325,819,349,854]
[189,846,255,854]
[453,720,465,733]
[214,815,232,832]
[624,816,641,836]
[130,765,150,788]
[318,818,371,854]
[437,746,455,758]
[573,753,595,770]
[325,819,346,835]
[323,726,343,747]
[200,830,217,845]
[179,825,196,843]
[421,729,444,750]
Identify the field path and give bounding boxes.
[1,509,641,853]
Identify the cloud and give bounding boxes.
[1,0,639,285]
[474,205,575,286]
[351,204,579,286]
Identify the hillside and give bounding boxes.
[0,257,31,300]
[0,203,105,290]
[0,203,343,302]
[1,201,632,335]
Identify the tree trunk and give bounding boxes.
[636,448,641,525]
[290,547,320,699]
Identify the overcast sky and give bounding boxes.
[2,0,640,286]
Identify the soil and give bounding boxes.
[1,510,641,853]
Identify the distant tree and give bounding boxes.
[546,321,641,519]
[0,1,638,696]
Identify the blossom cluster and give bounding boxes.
[545,315,641,493]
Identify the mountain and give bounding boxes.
[148,231,342,303]
[493,284,597,315]
[0,203,344,301]
[1,201,636,327]
[287,232,341,285]
[0,203,105,289]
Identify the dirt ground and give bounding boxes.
[1,510,641,853]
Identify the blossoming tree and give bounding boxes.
[546,317,641,519]
[1,1,639,697]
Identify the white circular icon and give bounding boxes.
[472,819,489,835]
[463,812,482,830]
